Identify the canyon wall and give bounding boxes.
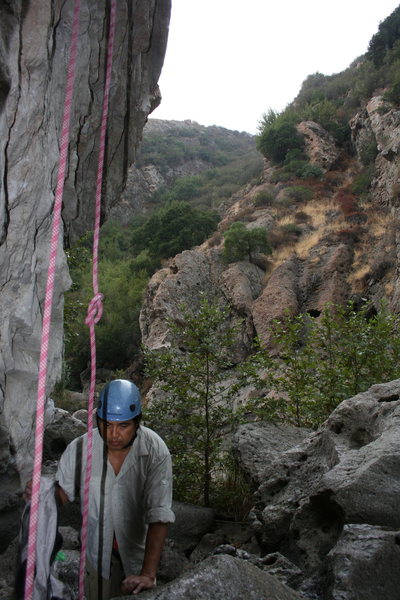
[0,0,170,499]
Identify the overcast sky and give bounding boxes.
[152,0,400,134]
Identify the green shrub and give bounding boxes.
[144,297,250,507]
[284,185,313,203]
[351,165,375,196]
[223,222,271,262]
[300,164,324,179]
[253,187,276,207]
[243,302,400,428]
[383,79,400,105]
[257,112,304,164]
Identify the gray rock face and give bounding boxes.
[140,248,258,360]
[114,554,303,600]
[234,422,312,486]
[0,0,170,502]
[248,379,400,597]
[350,95,400,210]
[327,524,400,600]
[297,121,340,170]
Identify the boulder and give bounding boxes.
[139,248,254,360]
[233,422,312,486]
[327,524,400,600]
[250,378,400,594]
[168,501,215,555]
[114,554,303,600]
[43,408,87,462]
[297,121,340,170]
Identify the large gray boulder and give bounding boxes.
[113,554,303,600]
[0,0,170,518]
[250,379,400,597]
[234,422,312,485]
[326,524,400,600]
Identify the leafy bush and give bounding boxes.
[367,6,400,66]
[280,223,302,237]
[284,185,313,203]
[351,165,375,196]
[300,164,324,179]
[131,200,219,261]
[144,297,250,508]
[243,302,400,428]
[383,77,400,105]
[257,112,304,164]
[223,222,271,262]
[253,187,277,207]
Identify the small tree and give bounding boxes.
[223,221,271,263]
[245,302,400,428]
[144,296,244,507]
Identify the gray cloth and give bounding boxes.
[56,426,174,579]
[16,475,69,600]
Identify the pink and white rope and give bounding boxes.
[79,1,117,598]
[24,2,81,600]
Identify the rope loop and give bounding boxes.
[85,293,104,327]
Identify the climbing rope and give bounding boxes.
[79,1,117,598]
[24,2,82,600]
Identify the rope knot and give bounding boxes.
[85,292,104,327]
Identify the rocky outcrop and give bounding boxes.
[245,378,400,598]
[0,0,170,543]
[233,422,312,486]
[350,95,400,208]
[297,121,340,170]
[117,554,303,600]
[140,248,260,360]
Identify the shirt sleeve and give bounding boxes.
[55,436,83,502]
[143,451,175,524]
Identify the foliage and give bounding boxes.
[223,221,271,262]
[243,302,400,428]
[257,111,304,164]
[383,75,400,105]
[136,123,263,208]
[253,187,277,207]
[131,200,219,261]
[64,202,218,386]
[65,256,148,386]
[351,165,375,197]
[367,6,400,66]
[256,5,400,156]
[283,185,313,203]
[144,296,247,508]
[148,154,263,211]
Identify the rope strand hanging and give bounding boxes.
[24,1,82,599]
[79,1,117,598]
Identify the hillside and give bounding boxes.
[64,6,400,388]
[109,118,263,222]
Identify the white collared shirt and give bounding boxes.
[56,425,175,578]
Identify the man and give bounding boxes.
[56,378,174,598]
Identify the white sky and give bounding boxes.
[152,0,400,134]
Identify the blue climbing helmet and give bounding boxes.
[97,379,142,421]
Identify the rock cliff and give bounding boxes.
[140,104,400,353]
[0,0,170,537]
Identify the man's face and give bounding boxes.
[98,418,137,451]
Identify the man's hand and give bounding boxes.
[121,574,155,595]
